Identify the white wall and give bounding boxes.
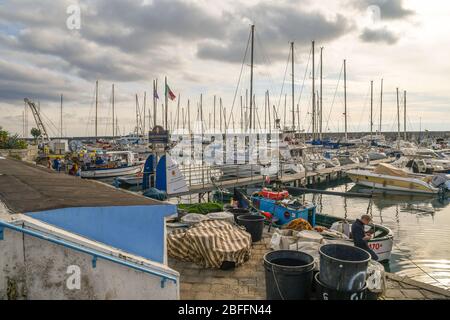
[0,228,179,300]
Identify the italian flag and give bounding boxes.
[165,84,176,101]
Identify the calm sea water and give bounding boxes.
[309,179,450,290]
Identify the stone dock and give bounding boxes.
[169,231,450,300]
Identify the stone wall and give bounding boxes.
[0,146,38,162]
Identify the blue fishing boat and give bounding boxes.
[250,190,317,226]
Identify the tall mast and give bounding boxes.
[291,42,295,131]
[95,80,98,138]
[60,94,63,137]
[312,41,315,139]
[249,25,255,130]
[164,76,168,130]
[219,98,222,131]
[379,78,383,133]
[268,91,271,133]
[112,84,115,137]
[213,95,216,130]
[135,94,139,137]
[200,94,203,131]
[143,91,146,135]
[370,80,373,139]
[182,108,185,129]
[176,94,180,130]
[240,95,243,130]
[396,87,400,146]
[187,99,191,132]
[319,46,323,140]
[264,91,267,129]
[404,90,407,140]
[153,79,157,129]
[245,89,248,131]
[344,60,347,141]
[317,91,320,133]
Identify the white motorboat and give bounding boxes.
[347,163,441,194]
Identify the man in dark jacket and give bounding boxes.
[351,215,379,261]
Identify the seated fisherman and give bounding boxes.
[351,214,379,261]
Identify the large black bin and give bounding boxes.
[227,208,250,222]
[314,272,367,300]
[237,214,265,242]
[319,244,370,291]
[263,250,315,300]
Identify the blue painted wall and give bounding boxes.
[25,204,176,264]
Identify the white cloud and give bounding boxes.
[0,0,448,136]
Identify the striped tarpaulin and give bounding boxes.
[168,220,252,268]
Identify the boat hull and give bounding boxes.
[115,175,142,186]
[251,196,316,226]
[81,165,142,179]
[315,213,394,262]
[347,170,439,194]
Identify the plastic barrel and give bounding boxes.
[314,272,367,300]
[227,208,250,222]
[263,250,315,300]
[319,244,370,291]
[236,215,265,242]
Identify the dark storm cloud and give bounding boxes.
[197,2,352,63]
[0,0,215,82]
[359,27,398,44]
[352,0,414,20]
[81,0,227,53]
[0,59,81,102]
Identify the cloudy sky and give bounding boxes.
[0,0,449,137]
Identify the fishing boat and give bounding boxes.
[347,163,440,194]
[314,213,394,262]
[245,189,394,261]
[80,151,143,178]
[249,189,317,225]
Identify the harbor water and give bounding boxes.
[309,179,450,290]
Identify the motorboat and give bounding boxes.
[347,163,442,194]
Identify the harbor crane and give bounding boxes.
[24,98,50,143]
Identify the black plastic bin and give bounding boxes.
[227,208,250,222]
[237,214,265,242]
[314,272,367,300]
[263,250,315,300]
[319,244,371,291]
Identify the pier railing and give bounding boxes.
[178,163,267,189]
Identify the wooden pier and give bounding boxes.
[169,158,392,199]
